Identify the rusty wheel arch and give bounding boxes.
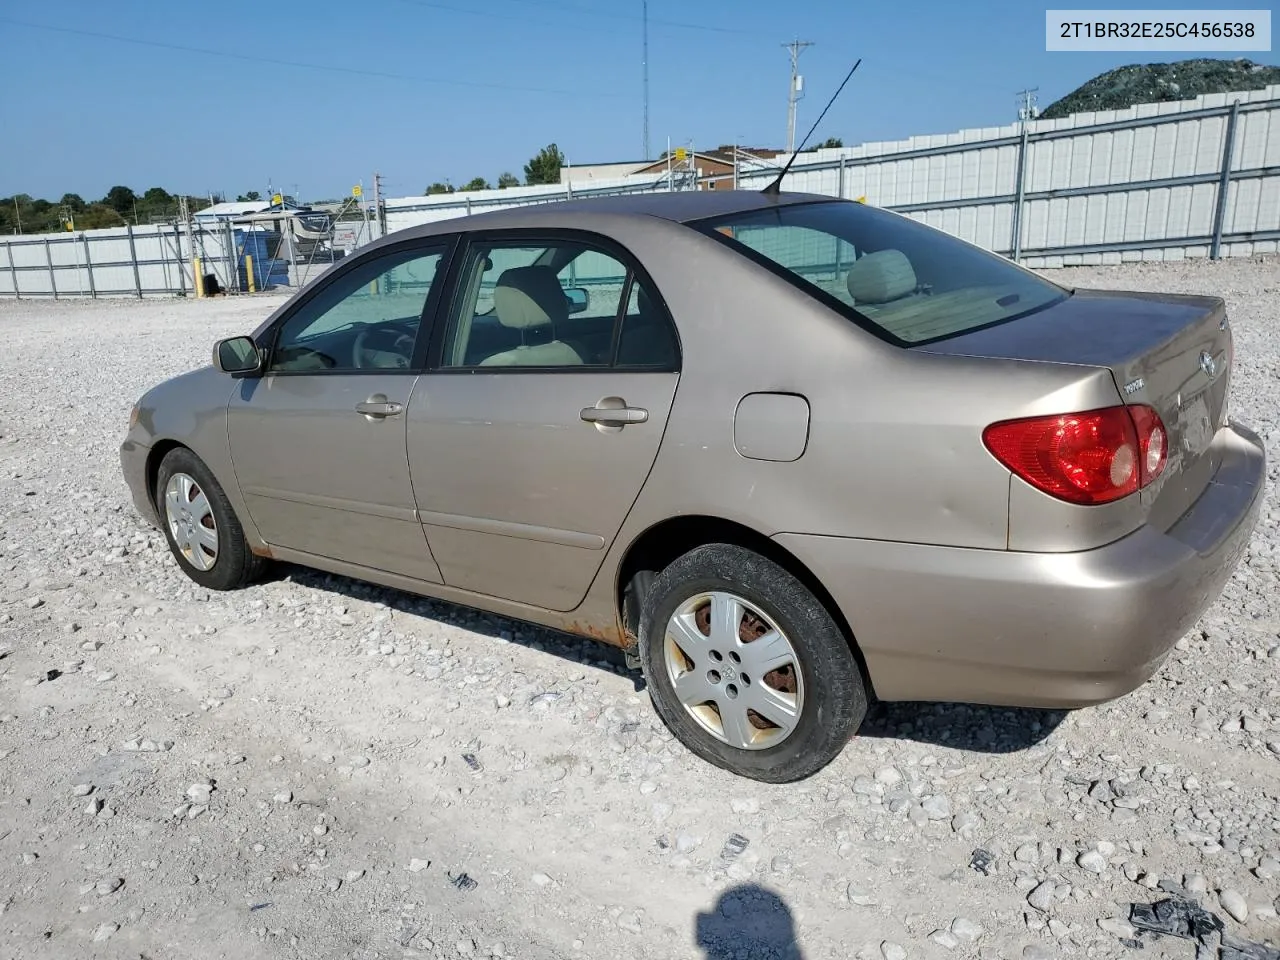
[614,515,876,699]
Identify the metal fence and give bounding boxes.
[0,221,276,299]
[383,83,1280,270]
[3,83,1278,300]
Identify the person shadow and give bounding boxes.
[694,883,804,960]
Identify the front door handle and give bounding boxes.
[580,399,648,427]
[355,396,404,419]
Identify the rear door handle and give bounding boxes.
[355,397,404,419]
[580,403,648,426]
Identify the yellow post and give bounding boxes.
[245,255,256,293]
[193,257,205,298]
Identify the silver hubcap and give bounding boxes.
[663,591,804,750]
[163,473,218,572]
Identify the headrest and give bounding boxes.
[493,266,568,330]
[846,249,916,304]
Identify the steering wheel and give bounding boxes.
[353,323,415,369]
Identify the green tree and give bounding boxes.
[461,177,490,192]
[426,182,454,195]
[497,172,520,189]
[59,193,87,213]
[815,136,843,149]
[78,203,126,229]
[236,190,262,202]
[523,143,564,185]
[103,185,137,216]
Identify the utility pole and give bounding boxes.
[784,39,814,154]
[373,172,385,239]
[1017,87,1039,122]
[642,0,650,160]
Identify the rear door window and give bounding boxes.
[696,202,1067,346]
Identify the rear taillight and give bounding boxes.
[983,404,1167,505]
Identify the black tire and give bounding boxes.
[638,543,867,783]
[154,447,267,591]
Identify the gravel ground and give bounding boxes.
[1,255,1279,960]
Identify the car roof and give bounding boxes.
[388,189,838,240]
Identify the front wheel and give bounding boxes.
[638,543,867,783]
[155,447,266,591]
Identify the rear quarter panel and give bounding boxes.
[584,217,1123,558]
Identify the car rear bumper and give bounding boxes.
[120,438,158,527]
[774,419,1266,710]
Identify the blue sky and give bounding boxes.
[0,0,1273,202]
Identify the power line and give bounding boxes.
[0,16,628,99]
[465,0,760,36]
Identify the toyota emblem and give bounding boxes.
[1199,351,1218,379]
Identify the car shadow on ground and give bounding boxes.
[275,564,643,686]
[694,884,804,960]
[861,699,1067,752]
[275,565,1067,750]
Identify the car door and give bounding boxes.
[227,238,455,581]
[405,231,682,611]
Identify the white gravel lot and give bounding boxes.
[1,256,1279,960]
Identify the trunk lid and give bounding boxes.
[916,288,1233,529]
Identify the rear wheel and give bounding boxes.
[155,447,266,591]
[638,543,866,783]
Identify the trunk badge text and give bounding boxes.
[1199,351,1218,379]
[1123,377,1145,396]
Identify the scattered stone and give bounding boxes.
[186,783,213,804]
[951,917,984,942]
[349,756,370,768]
[1099,917,1137,938]
[930,930,959,949]
[880,941,907,960]
[1219,889,1248,923]
[874,766,903,786]
[1255,857,1280,880]
[96,878,123,896]
[1028,880,1056,912]
[1078,850,1108,874]
[921,795,951,820]
[846,884,877,906]
[531,872,554,887]
[1185,873,1209,897]
[91,922,119,942]
[1014,843,1039,863]
[272,791,293,804]
[345,869,365,882]
[72,784,94,797]
[1023,947,1053,960]
[408,858,431,873]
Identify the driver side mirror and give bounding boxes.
[564,287,590,315]
[213,336,263,376]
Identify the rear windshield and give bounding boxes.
[692,200,1068,346]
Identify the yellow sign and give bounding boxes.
[673,147,688,162]
[352,185,363,198]
[272,193,283,205]
[855,195,867,203]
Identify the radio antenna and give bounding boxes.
[762,57,861,197]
